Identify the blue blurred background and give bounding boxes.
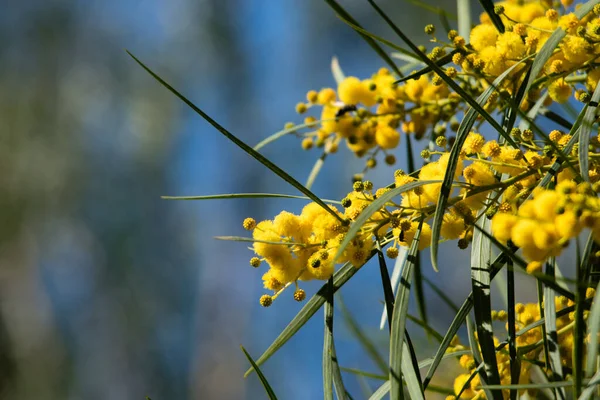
[1,1,544,399]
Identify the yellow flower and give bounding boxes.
[395,221,432,250]
[560,36,591,64]
[496,31,526,60]
[338,76,376,107]
[462,132,485,154]
[441,213,465,240]
[491,213,518,243]
[375,124,400,149]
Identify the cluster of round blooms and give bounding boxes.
[243,201,374,306]
[448,288,596,399]
[283,0,600,171]
[292,68,456,169]
[493,179,600,269]
[244,121,600,304]
[236,0,600,309]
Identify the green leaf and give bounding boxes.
[481,381,587,390]
[306,153,326,190]
[244,260,365,377]
[162,192,341,204]
[470,213,503,400]
[331,56,346,86]
[323,0,406,76]
[402,333,425,400]
[126,51,345,225]
[390,221,423,400]
[579,370,600,400]
[477,0,504,33]
[543,259,566,398]
[404,0,457,20]
[423,252,509,389]
[339,367,387,381]
[240,346,278,400]
[585,281,600,378]
[380,247,408,329]
[339,297,388,375]
[406,314,444,343]
[430,60,526,271]
[363,0,516,142]
[457,0,472,39]
[394,50,459,84]
[253,119,325,151]
[506,259,520,400]
[518,91,549,131]
[521,0,600,99]
[422,275,459,313]
[333,179,438,265]
[579,81,600,182]
[323,278,335,400]
[369,381,390,400]
[376,242,395,332]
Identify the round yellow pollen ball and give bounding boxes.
[375,124,400,149]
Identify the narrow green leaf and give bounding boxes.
[243,260,364,377]
[418,349,472,370]
[368,381,390,400]
[390,221,423,400]
[579,81,600,182]
[412,253,428,334]
[405,0,457,20]
[339,367,387,381]
[457,0,471,39]
[380,247,408,330]
[579,370,600,400]
[574,245,590,398]
[423,252,509,389]
[306,153,326,190]
[541,109,573,130]
[330,341,347,400]
[406,314,444,342]
[394,50,459,84]
[470,214,502,400]
[482,380,589,390]
[430,60,526,271]
[253,119,326,151]
[323,278,334,400]
[333,180,439,265]
[422,275,459,313]
[543,258,566,399]
[240,346,278,400]
[521,0,600,100]
[585,281,600,378]
[162,193,341,204]
[339,297,388,374]
[518,91,549,132]
[466,316,496,400]
[127,51,345,225]
[376,242,395,332]
[402,332,425,400]
[331,56,346,86]
[506,259,520,400]
[363,0,517,142]
[503,65,532,134]
[477,0,504,33]
[323,0,406,76]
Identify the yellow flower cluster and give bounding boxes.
[284,0,600,168]
[492,179,600,268]
[294,68,456,168]
[245,202,374,305]
[449,288,596,399]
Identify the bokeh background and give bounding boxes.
[1,1,550,399]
